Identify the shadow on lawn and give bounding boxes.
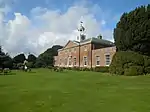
[0,72,16,76]
[26,71,37,73]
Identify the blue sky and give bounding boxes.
[0,0,149,55]
[12,0,149,12]
[7,0,149,30]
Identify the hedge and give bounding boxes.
[109,51,150,75]
[93,66,109,73]
[124,66,144,76]
[50,66,109,73]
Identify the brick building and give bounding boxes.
[54,22,116,68]
[54,37,116,68]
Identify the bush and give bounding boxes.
[144,67,150,74]
[124,66,144,76]
[13,63,17,69]
[47,66,53,69]
[109,51,149,75]
[115,66,124,75]
[72,67,80,71]
[3,60,13,69]
[81,67,91,71]
[143,55,150,67]
[26,62,34,68]
[61,67,92,71]
[93,66,109,73]
[3,68,11,75]
[17,63,23,69]
[0,68,3,74]
[109,51,150,75]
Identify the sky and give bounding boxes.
[0,0,149,56]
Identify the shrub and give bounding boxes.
[82,67,91,71]
[109,51,146,75]
[115,66,124,75]
[17,63,23,69]
[124,66,144,76]
[72,67,80,71]
[26,62,34,68]
[47,66,53,69]
[94,66,109,73]
[13,63,17,69]
[143,55,150,67]
[3,68,11,75]
[0,68,3,74]
[144,67,150,74]
[65,67,71,70]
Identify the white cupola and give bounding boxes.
[76,21,86,42]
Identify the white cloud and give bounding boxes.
[101,20,106,25]
[0,0,15,14]
[0,1,114,56]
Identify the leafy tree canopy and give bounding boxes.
[0,46,13,68]
[27,54,37,63]
[35,45,63,68]
[13,53,26,64]
[114,4,150,56]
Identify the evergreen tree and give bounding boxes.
[114,4,150,56]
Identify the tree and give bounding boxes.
[35,52,54,68]
[3,54,13,68]
[110,4,150,75]
[114,4,150,56]
[35,45,63,68]
[27,54,37,63]
[27,54,37,68]
[0,46,13,69]
[13,53,26,64]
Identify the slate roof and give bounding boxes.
[58,37,115,51]
[80,37,115,46]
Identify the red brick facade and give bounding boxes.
[54,38,116,68]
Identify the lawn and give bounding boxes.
[0,69,150,112]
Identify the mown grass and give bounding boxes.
[0,68,150,112]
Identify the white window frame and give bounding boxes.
[96,56,100,66]
[105,54,110,66]
[83,56,88,66]
[68,56,72,65]
[74,57,76,66]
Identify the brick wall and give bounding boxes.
[78,43,92,68]
[54,41,116,68]
[92,46,116,67]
